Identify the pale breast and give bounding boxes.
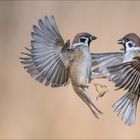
[123,50,140,62]
[69,47,92,86]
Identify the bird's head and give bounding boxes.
[118,33,140,52]
[72,32,97,49]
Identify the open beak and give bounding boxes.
[90,35,97,41]
[120,48,124,51]
[117,39,126,51]
[117,39,125,44]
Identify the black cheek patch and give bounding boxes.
[80,38,86,43]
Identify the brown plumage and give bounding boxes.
[20,16,102,119]
[107,33,140,125]
[72,32,95,45]
[91,33,140,125]
[122,33,140,47]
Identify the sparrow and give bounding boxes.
[20,16,103,119]
[107,33,140,125]
[92,33,140,125]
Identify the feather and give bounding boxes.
[20,16,72,87]
[91,52,124,77]
[113,92,139,126]
[108,58,140,93]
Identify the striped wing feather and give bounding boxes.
[108,58,140,92]
[20,16,72,87]
[91,52,124,76]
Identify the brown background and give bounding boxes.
[1,1,140,139]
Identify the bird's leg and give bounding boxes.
[80,79,92,88]
[77,88,103,119]
[80,83,92,88]
[93,83,109,100]
[80,79,109,100]
[81,81,107,91]
[93,83,107,90]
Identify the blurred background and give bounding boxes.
[1,1,140,139]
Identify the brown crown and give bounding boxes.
[72,32,92,45]
[122,33,140,47]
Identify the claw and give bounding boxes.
[94,83,107,89]
[93,83,109,100]
[80,84,88,88]
[96,91,107,101]
[80,83,92,88]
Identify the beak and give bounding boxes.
[120,48,124,51]
[117,39,125,44]
[90,35,97,41]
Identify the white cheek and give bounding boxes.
[125,41,135,51]
[126,45,131,51]
[85,39,89,44]
[125,46,140,52]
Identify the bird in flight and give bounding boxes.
[20,16,107,119]
[92,33,140,125]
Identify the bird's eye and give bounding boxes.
[128,42,133,47]
[125,40,134,48]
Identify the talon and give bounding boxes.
[80,83,92,88]
[93,83,109,100]
[81,84,88,88]
[99,84,107,89]
[96,92,106,101]
[96,89,109,101]
[93,83,108,92]
[103,85,107,88]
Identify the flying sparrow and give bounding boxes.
[92,33,140,125]
[107,33,140,125]
[20,16,103,118]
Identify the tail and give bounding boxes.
[73,86,103,119]
[113,92,139,126]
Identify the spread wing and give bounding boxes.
[20,16,73,87]
[91,52,124,77]
[108,57,140,93]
